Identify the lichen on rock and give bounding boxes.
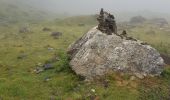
[67,9,165,80]
[68,27,164,80]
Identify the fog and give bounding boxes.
[1,0,170,21]
[21,0,170,15]
[2,0,170,14]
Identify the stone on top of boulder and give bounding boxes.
[67,9,165,80]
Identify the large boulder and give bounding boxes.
[68,27,165,80]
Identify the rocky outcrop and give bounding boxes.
[68,27,165,80]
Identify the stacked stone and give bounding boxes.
[97,8,117,35]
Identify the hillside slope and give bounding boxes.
[0,0,50,25]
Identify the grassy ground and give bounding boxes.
[0,17,170,100]
[125,23,170,55]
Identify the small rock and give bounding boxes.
[48,47,54,51]
[51,32,62,39]
[19,27,31,33]
[130,76,136,81]
[43,64,54,70]
[37,63,43,67]
[44,77,51,82]
[91,89,96,93]
[135,73,144,79]
[42,27,51,31]
[34,67,44,74]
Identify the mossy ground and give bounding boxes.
[0,17,170,100]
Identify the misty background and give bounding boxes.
[36,0,170,14]
[1,0,170,21]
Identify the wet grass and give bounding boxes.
[0,17,170,99]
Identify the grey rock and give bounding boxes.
[19,27,31,33]
[34,67,44,74]
[44,77,51,82]
[51,32,62,39]
[68,27,165,80]
[42,27,51,31]
[43,64,54,70]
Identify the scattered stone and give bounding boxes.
[43,63,54,70]
[19,27,30,33]
[34,62,55,74]
[44,77,51,82]
[51,32,62,39]
[42,27,51,31]
[44,45,55,51]
[119,30,138,42]
[34,67,44,74]
[140,42,148,45]
[47,47,54,51]
[120,30,127,39]
[91,89,96,93]
[121,30,127,36]
[125,37,137,41]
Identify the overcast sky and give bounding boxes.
[2,0,170,14]
[31,0,170,14]
[2,0,170,17]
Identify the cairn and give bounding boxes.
[97,9,141,42]
[97,8,117,35]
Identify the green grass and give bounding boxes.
[138,72,170,100]
[126,23,170,55]
[0,16,170,99]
